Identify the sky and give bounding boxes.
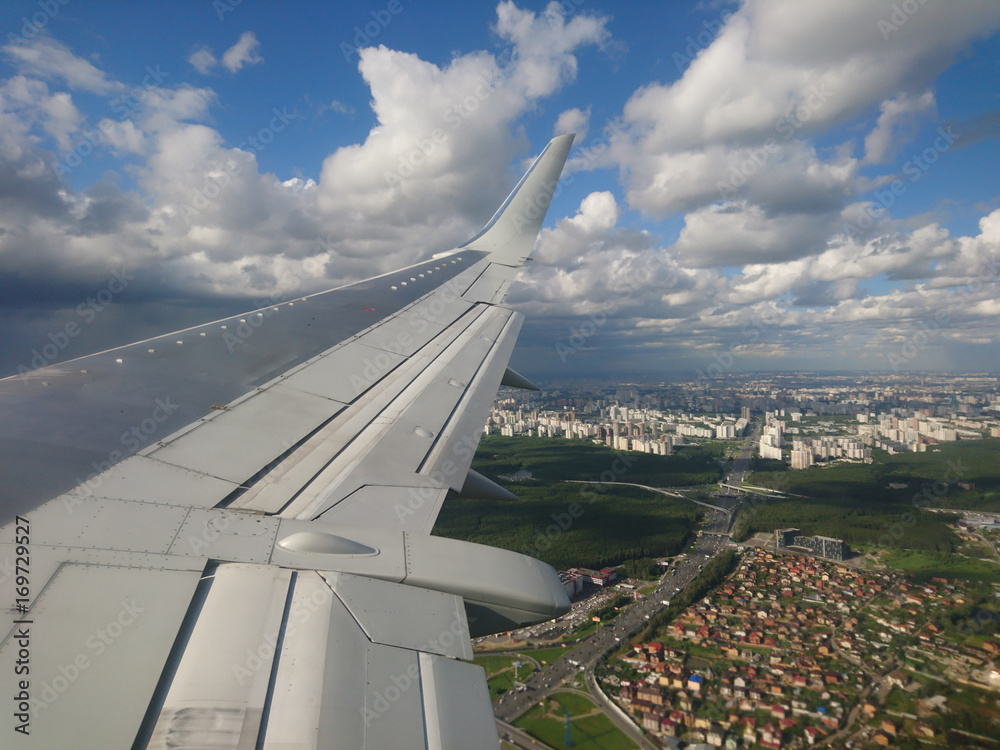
[1,0,999,381]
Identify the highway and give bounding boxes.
[492,424,761,746]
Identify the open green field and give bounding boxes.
[883,549,1000,583]
[733,438,1000,551]
[474,653,538,700]
[434,436,702,570]
[514,692,638,750]
[527,645,573,666]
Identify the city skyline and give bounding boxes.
[1,1,1000,377]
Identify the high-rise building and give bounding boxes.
[775,528,800,548]
[790,449,813,470]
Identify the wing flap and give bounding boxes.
[147,385,348,485]
[134,567,498,749]
[420,653,499,750]
[325,572,472,660]
[148,564,294,750]
[0,563,204,749]
[286,306,518,527]
[461,262,516,304]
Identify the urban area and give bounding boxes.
[465,373,1000,750]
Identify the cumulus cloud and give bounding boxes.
[554,106,589,141]
[1,75,83,152]
[0,3,611,302]
[1,2,998,378]
[494,1,610,98]
[310,2,611,268]
[595,0,1000,240]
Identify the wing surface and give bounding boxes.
[0,133,574,748]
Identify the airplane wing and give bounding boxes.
[0,134,575,749]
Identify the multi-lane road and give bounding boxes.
[493,425,760,747]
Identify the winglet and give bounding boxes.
[461,133,574,267]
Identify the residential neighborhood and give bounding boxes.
[603,548,1000,747]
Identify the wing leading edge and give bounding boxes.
[0,134,575,749]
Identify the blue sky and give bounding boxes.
[1,0,999,379]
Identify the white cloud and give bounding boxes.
[0,3,612,301]
[96,118,146,155]
[554,106,589,141]
[2,37,118,94]
[493,1,610,98]
[1,75,82,152]
[674,201,835,268]
[596,0,1000,224]
[188,46,217,75]
[222,32,263,73]
[1,3,997,376]
[863,90,935,163]
[310,2,610,268]
[187,33,263,75]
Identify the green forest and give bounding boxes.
[433,435,714,570]
[733,438,1000,551]
[468,434,727,487]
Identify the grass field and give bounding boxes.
[514,692,638,750]
[526,645,574,666]
[882,549,1000,583]
[474,653,538,700]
